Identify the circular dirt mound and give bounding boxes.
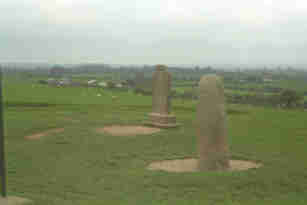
[97,125,161,136]
[147,158,262,172]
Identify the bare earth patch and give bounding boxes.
[96,125,161,136]
[9,196,32,205]
[0,196,32,205]
[24,128,65,140]
[62,117,80,123]
[147,158,262,173]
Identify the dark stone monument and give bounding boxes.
[0,67,31,205]
[0,67,7,203]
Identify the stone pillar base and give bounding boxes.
[145,113,180,128]
[198,158,230,171]
[0,196,32,205]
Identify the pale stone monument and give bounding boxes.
[145,65,179,128]
[196,75,230,171]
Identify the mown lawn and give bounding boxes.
[3,80,307,205]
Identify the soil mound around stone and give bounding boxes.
[24,128,65,140]
[1,196,32,205]
[147,158,262,173]
[97,125,161,136]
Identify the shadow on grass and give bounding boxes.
[5,102,57,108]
[4,102,249,115]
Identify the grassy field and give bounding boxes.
[3,78,307,205]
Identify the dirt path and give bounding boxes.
[24,128,65,140]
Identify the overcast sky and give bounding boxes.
[1,0,307,66]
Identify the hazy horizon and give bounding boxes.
[1,0,307,67]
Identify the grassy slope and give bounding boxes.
[3,79,307,205]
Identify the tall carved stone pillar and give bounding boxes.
[145,65,179,128]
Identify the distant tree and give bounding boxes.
[204,66,213,71]
[246,75,262,83]
[125,79,135,87]
[279,89,304,108]
[49,65,65,78]
[107,81,116,89]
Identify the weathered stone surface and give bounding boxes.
[151,65,171,115]
[146,65,179,128]
[196,75,229,171]
[148,113,176,124]
[147,113,177,128]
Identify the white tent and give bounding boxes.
[88,80,97,85]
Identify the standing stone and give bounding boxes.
[196,75,229,171]
[0,67,7,200]
[145,65,179,128]
[0,68,31,205]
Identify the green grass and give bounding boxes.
[3,79,307,205]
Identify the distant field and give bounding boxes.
[276,79,307,92]
[3,78,307,205]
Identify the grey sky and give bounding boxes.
[1,0,307,66]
